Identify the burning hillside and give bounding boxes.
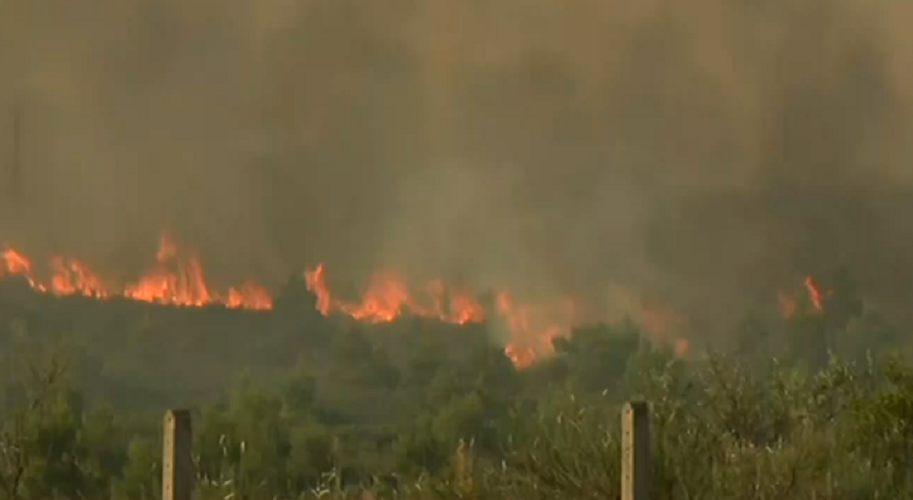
[0,233,596,367]
[1,231,603,367]
[2,229,832,368]
[304,263,589,366]
[1,229,832,367]
[1,232,272,310]
[1,231,682,367]
[12,231,844,367]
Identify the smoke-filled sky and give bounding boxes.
[1,0,912,336]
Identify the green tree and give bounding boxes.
[115,436,159,500]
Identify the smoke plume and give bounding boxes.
[2,0,912,342]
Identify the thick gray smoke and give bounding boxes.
[1,0,912,338]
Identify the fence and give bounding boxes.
[160,399,653,500]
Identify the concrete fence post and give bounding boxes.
[621,399,650,500]
[162,409,193,500]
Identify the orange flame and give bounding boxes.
[226,281,274,310]
[778,275,827,318]
[1,232,271,310]
[2,234,695,369]
[1,248,47,292]
[50,256,109,298]
[303,263,695,367]
[494,290,569,368]
[304,263,333,315]
[1,248,32,275]
[804,275,823,311]
[504,344,537,368]
[124,232,214,306]
[305,264,485,325]
[305,263,584,368]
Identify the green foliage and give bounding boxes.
[553,321,642,394]
[115,436,159,500]
[2,275,913,499]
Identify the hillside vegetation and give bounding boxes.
[1,272,912,499]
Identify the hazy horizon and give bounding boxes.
[2,0,912,347]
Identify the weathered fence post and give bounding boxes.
[621,399,650,500]
[162,409,193,500]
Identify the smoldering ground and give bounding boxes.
[1,0,912,340]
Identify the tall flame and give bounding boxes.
[50,256,108,298]
[804,275,823,311]
[2,233,699,369]
[305,263,486,325]
[1,232,271,310]
[494,290,569,367]
[778,275,828,318]
[1,248,47,292]
[305,263,665,368]
[124,232,215,306]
